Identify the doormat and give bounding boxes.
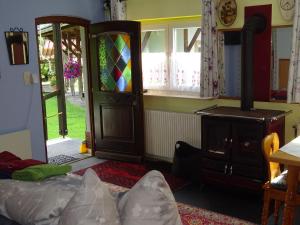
[48,154,79,165]
[74,160,189,192]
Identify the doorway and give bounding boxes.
[36,17,92,164]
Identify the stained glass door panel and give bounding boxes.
[90,21,144,162]
[98,33,132,93]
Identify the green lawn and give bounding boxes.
[45,97,86,140]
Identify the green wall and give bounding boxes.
[128,0,293,27]
[128,0,299,144]
[127,0,201,20]
[218,0,293,29]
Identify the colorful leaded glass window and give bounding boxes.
[98,32,132,92]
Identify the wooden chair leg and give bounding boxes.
[261,189,271,225]
[274,200,281,225]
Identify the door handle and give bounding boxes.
[224,137,228,143]
[229,165,233,175]
[208,149,225,155]
[243,141,251,148]
[224,164,228,174]
[224,137,233,147]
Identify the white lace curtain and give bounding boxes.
[104,0,127,21]
[200,0,224,97]
[287,0,300,103]
[142,52,201,92]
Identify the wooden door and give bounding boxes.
[90,21,144,162]
[37,22,68,140]
[279,59,289,90]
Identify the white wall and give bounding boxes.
[0,0,103,161]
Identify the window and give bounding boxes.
[141,27,168,89]
[141,21,201,94]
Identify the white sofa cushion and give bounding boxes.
[2,174,81,225]
[117,170,182,225]
[58,169,121,225]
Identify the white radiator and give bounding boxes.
[144,110,201,162]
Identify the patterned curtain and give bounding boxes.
[200,0,224,97]
[218,32,225,96]
[103,0,111,21]
[288,0,300,103]
[111,0,127,20]
[104,0,127,21]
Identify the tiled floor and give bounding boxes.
[46,92,88,162]
[47,137,90,160]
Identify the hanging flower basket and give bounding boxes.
[64,59,81,79]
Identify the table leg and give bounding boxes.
[282,166,299,225]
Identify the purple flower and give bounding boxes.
[64,59,81,79]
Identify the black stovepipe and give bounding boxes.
[241,14,267,111]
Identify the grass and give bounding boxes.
[45,97,86,140]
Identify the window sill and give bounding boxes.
[143,89,215,100]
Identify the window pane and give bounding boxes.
[141,29,168,89]
[172,27,201,92]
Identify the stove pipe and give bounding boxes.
[241,14,267,111]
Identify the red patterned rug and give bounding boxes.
[74,160,189,191]
[177,203,256,225]
[105,182,256,225]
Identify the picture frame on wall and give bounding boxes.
[279,0,295,21]
[218,0,238,26]
[5,31,29,65]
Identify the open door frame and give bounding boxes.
[35,16,95,161]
